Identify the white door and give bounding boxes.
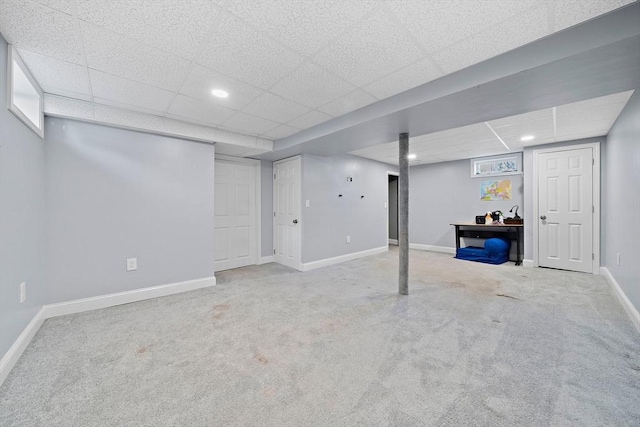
[537,147,594,273]
[273,157,301,269]
[214,160,257,271]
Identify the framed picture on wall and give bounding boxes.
[470,153,522,178]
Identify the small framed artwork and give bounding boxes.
[470,153,522,178]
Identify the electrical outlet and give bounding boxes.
[617,253,621,266]
[346,235,351,243]
[20,282,26,303]
[126,258,137,271]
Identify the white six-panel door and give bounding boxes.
[537,147,594,273]
[214,159,257,271]
[273,157,301,270]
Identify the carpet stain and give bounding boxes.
[213,304,230,311]
[136,347,148,355]
[255,354,269,365]
[212,312,224,320]
[263,387,276,397]
[631,366,640,372]
[496,294,520,300]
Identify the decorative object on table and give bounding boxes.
[485,212,493,225]
[455,237,511,265]
[475,215,485,224]
[481,179,512,201]
[471,153,522,177]
[504,204,523,224]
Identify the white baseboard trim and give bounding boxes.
[301,246,388,272]
[600,267,640,333]
[258,256,274,265]
[43,276,216,319]
[388,239,398,245]
[409,243,456,254]
[523,259,534,267]
[0,307,45,387]
[0,276,217,387]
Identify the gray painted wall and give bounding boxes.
[388,175,398,241]
[260,160,273,258]
[0,34,46,360]
[301,154,391,263]
[409,159,524,252]
[45,118,215,304]
[602,90,639,312]
[522,137,604,261]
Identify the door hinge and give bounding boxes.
[592,206,594,213]
[274,211,276,217]
[273,249,276,255]
[592,158,595,166]
[592,253,594,260]
[274,173,276,179]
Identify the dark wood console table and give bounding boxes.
[451,223,524,265]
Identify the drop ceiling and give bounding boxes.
[349,91,635,165]
[0,0,635,160]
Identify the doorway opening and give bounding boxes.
[388,173,399,246]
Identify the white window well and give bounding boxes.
[7,46,44,138]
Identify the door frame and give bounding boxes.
[386,171,399,246]
[214,153,262,269]
[532,142,600,273]
[273,155,302,270]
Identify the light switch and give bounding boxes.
[305,200,310,208]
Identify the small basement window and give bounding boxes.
[7,46,43,138]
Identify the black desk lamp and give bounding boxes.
[509,205,520,219]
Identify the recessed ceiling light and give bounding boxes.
[407,154,417,160]
[520,135,535,141]
[211,89,229,98]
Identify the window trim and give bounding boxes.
[7,45,44,138]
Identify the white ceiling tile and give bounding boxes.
[197,12,304,89]
[556,118,616,137]
[179,64,264,110]
[556,91,634,116]
[363,58,444,100]
[557,105,626,128]
[44,94,94,120]
[16,48,90,97]
[491,117,555,139]
[168,95,237,127]
[94,105,164,130]
[77,0,219,60]
[223,112,280,135]
[385,0,537,53]
[318,89,377,117]
[243,92,310,123]
[82,22,190,91]
[90,70,174,113]
[287,110,333,129]
[552,0,633,32]
[0,0,82,63]
[270,62,355,109]
[92,97,164,117]
[432,5,549,74]
[33,0,73,15]
[225,0,374,57]
[261,124,300,140]
[488,108,553,128]
[313,9,424,86]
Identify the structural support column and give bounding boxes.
[398,132,409,295]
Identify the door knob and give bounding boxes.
[540,215,547,220]
[293,219,298,224]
